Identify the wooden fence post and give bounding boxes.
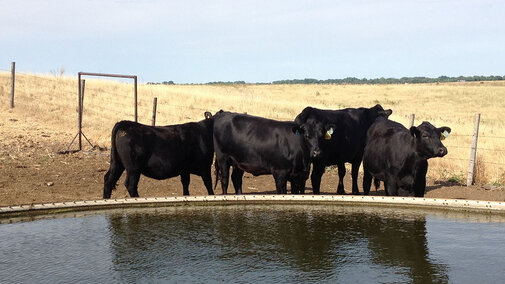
[409,114,415,127]
[467,113,481,186]
[10,62,15,108]
[152,97,157,126]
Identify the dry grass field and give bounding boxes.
[1,72,504,185]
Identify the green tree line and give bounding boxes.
[147,75,504,85]
[271,75,505,85]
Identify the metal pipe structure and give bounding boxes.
[68,72,138,151]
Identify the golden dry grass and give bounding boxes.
[1,72,505,184]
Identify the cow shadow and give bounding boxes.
[425,180,464,194]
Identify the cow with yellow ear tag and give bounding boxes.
[295,104,392,195]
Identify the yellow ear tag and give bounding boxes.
[441,130,450,140]
[325,128,333,140]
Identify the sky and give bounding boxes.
[1,0,504,84]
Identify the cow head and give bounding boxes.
[410,121,451,158]
[293,121,336,159]
[368,104,393,121]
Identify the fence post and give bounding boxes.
[466,113,481,186]
[152,97,157,126]
[80,79,85,128]
[409,114,415,127]
[10,62,15,108]
[78,74,82,151]
[134,76,138,122]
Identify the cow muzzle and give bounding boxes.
[437,147,448,157]
[311,149,321,159]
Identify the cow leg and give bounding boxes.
[103,161,125,199]
[231,167,244,195]
[201,169,214,195]
[383,179,390,196]
[363,168,372,195]
[414,160,428,197]
[291,177,306,194]
[351,160,361,195]
[290,179,299,195]
[218,160,231,195]
[337,162,346,194]
[124,171,140,198]
[385,174,398,196]
[273,173,288,194]
[180,173,190,196]
[310,162,325,194]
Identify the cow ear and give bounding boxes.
[410,126,420,138]
[439,126,451,140]
[292,126,302,136]
[204,112,212,119]
[325,124,335,140]
[326,124,336,132]
[383,109,393,117]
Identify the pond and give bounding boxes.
[1,204,504,283]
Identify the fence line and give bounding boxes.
[444,145,505,152]
[5,67,505,182]
[445,157,470,162]
[445,158,505,166]
[480,136,505,139]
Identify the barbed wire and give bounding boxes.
[444,145,468,149]
[1,71,66,81]
[445,145,505,153]
[477,161,505,166]
[450,134,473,137]
[162,103,214,113]
[445,134,505,139]
[444,157,505,166]
[477,147,505,152]
[445,157,469,162]
[481,136,505,139]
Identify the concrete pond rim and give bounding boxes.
[1,195,505,222]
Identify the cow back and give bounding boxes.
[214,112,309,176]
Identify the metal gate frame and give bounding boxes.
[65,72,138,152]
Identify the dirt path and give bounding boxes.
[1,107,504,207]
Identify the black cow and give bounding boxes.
[103,112,216,198]
[294,105,392,194]
[213,111,335,195]
[362,117,451,197]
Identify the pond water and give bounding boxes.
[1,204,504,283]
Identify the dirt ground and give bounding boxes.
[1,108,504,207]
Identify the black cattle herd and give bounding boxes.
[103,104,451,199]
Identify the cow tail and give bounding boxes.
[213,157,221,191]
[103,122,125,198]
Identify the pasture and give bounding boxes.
[1,72,504,185]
